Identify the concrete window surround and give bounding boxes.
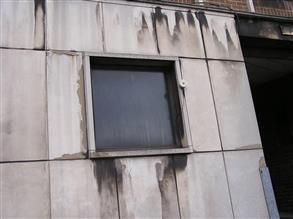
[83,53,193,158]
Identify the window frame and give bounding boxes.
[83,53,193,158]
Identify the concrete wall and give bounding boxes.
[1,0,269,218]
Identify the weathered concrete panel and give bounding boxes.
[175,153,233,218]
[47,0,103,52]
[0,162,50,218]
[154,8,205,57]
[180,59,221,151]
[209,61,261,150]
[0,0,45,49]
[116,156,180,219]
[199,12,243,61]
[50,160,119,218]
[47,52,87,160]
[0,49,47,161]
[224,150,269,218]
[103,3,158,55]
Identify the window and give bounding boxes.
[84,55,192,157]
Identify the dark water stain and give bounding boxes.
[141,13,148,29]
[172,11,185,44]
[34,0,45,19]
[114,160,135,219]
[153,7,169,26]
[187,10,195,28]
[137,13,150,44]
[115,159,126,193]
[34,0,45,49]
[96,3,104,51]
[212,29,227,55]
[173,155,188,171]
[93,159,119,218]
[151,7,167,54]
[196,11,209,29]
[93,159,116,195]
[175,11,184,32]
[153,8,185,47]
[225,25,238,55]
[153,8,203,55]
[155,158,179,218]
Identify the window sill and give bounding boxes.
[89,146,193,158]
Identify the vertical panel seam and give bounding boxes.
[114,160,121,219]
[222,152,236,218]
[197,11,224,151]
[45,50,53,219]
[171,156,182,219]
[0,48,3,219]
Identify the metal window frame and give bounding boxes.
[83,52,193,158]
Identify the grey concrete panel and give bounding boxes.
[154,8,205,58]
[50,160,119,218]
[0,162,50,218]
[103,3,158,55]
[0,0,45,49]
[175,153,233,218]
[0,49,47,161]
[115,156,180,219]
[199,12,243,61]
[47,0,103,52]
[47,52,87,160]
[180,59,221,151]
[224,150,269,218]
[209,61,261,150]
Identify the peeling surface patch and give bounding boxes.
[47,52,87,159]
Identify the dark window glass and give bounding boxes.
[91,66,177,150]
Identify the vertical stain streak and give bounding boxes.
[115,160,135,219]
[187,10,195,27]
[93,159,119,219]
[172,11,184,44]
[137,13,150,44]
[155,158,180,219]
[152,7,170,54]
[196,11,209,29]
[212,29,227,54]
[225,26,238,55]
[96,3,104,52]
[34,0,45,49]
[153,7,169,26]
[151,15,160,54]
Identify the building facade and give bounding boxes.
[1,0,292,218]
